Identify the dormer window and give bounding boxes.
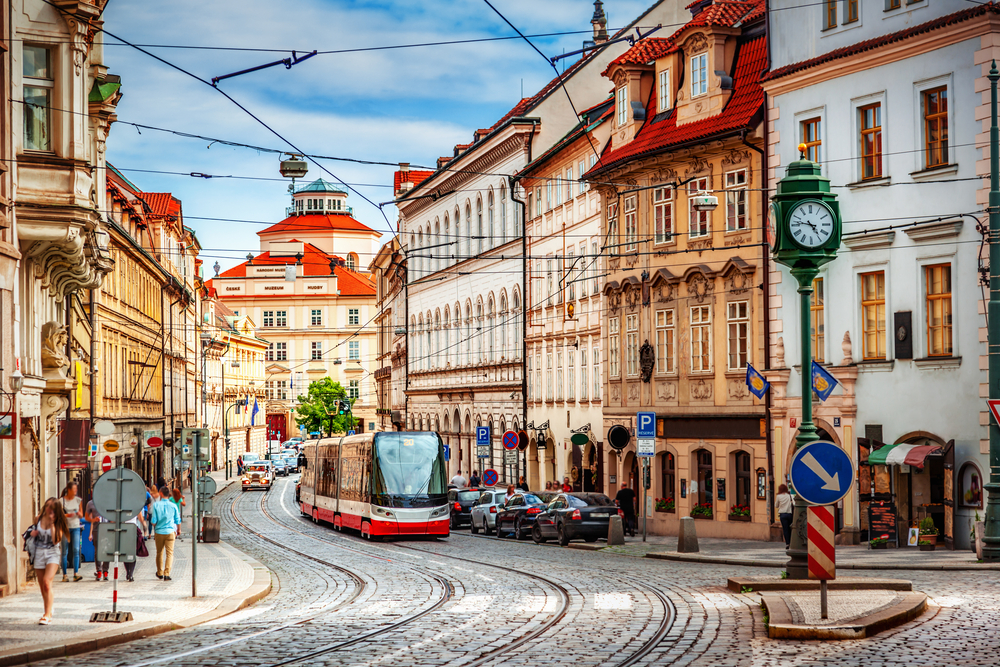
[690,54,707,97]
[658,70,671,112]
[617,85,628,127]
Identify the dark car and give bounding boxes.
[532,492,622,546]
[495,492,556,540]
[447,488,482,529]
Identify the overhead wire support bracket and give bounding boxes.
[211,50,318,86]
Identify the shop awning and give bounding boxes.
[867,442,942,468]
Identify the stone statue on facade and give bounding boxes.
[639,339,655,382]
[41,322,70,377]
[841,331,853,365]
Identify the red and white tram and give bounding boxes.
[299,431,450,538]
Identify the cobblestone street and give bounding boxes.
[18,477,998,667]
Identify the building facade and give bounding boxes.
[208,179,380,440]
[370,237,405,433]
[764,0,997,548]
[585,0,772,538]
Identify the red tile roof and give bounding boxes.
[214,241,375,296]
[763,2,998,81]
[587,35,767,175]
[258,213,378,236]
[603,38,678,76]
[678,0,761,33]
[393,169,434,192]
[140,192,180,218]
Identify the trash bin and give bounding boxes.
[201,515,221,543]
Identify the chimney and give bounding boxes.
[397,162,413,195]
[591,0,609,45]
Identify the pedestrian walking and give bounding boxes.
[776,484,794,548]
[170,488,186,540]
[142,486,155,539]
[237,456,244,476]
[150,486,181,580]
[84,495,109,581]
[27,498,68,624]
[123,514,148,582]
[615,482,637,537]
[469,470,481,487]
[58,482,83,582]
[449,471,468,488]
[517,476,528,491]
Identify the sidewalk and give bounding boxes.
[0,480,269,667]
[601,534,999,570]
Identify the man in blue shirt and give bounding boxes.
[150,486,182,580]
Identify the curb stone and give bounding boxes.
[644,551,1000,571]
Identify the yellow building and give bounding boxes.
[585,0,774,539]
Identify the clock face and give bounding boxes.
[766,204,777,248]
[788,201,834,249]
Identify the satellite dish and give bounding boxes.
[608,425,631,451]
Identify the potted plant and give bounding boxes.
[655,497,675,513]
[728,504,751,522]
[690,502,713,519]
[918,517,938,546]
[869,537,888,549]
[918,539,935,552]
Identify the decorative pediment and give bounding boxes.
[603,280,621,296]
[649,268,681,288]
[681,264,718,282]
[683,32,708,54]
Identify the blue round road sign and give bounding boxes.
[789,440,855,506]
[502,430,518,451]
[482,469,499,487]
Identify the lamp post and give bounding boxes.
[984,61,1000,562]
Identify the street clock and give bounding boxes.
[769,145,841,270]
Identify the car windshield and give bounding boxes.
[566,495,589,508]
[522,494,542,504]
[247,465,267,473]
[572,493,615,506]
[283,457,296,464]
[458,491,480,501]
[243,454,259,462]
[372,433,447,507]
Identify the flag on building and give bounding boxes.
[745,363,769,399]
[811,361,839,401]
[251,398,259,426]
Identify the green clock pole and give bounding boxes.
[984,61,1000,562]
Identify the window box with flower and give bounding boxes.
[690,502,713,519]
[728,504,751,522]
[655,497,675,513]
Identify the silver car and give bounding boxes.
[470,490,511,535]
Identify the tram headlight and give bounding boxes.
[430,506,448,518]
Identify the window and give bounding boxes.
[23,45,53,151]
[656,310,675,374]
[886,0,900,9]
[801,117,822,163]
[346,254,357,271]
[593,349,601,399]
[348,340,360,360]
[811,278,825,363]
[499,185,507,241]
[348,379,359,400]
[861,271,886,360]
[568,350,575,401]
[660,452,675,508]
[609,317,620,377]
[547,258,554,306]
[859,103,883,180]
[727,301,749,370]
[263,311,274,327]
[691,305,712,372]
[845,0,858,23]
[734,452,751,509]
[690,54,708,97]
[626,313,639,376]
[311,341,322,361]
[535,187,542,217]
[556,351,564,400]
[923,87,948,169]
[958,462,984,509]
[488,191,495,245]
[658,70,671,112]
[591,241,600,293]
[617,85,627,126]
[653,187,673,245]
[565,167,573,202]
[608,202,619,255]
[348,308,360,326]
[265,380,288,400]
[567,248,576,301]
[527,355,533,401]
[275,342,287,362]
[580,348,588,400]
[578,242,588,298]
[535,353,542,402]
[725,170,748,232]
[579,161,587,194]
[476,198,484,253]
[546,180,552,211]
[696,449,713,505]
[546,352,553,401]
[311,309,322,326]
[925,264,952,357]
[623,195,637,251]
[688,178,711,238]
[266,343,274,362]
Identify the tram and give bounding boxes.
[298,431,450,538]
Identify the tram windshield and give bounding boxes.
[373,433,448,508]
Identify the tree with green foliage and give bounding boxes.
[295,377,357,436]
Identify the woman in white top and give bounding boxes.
[29,498,68,624]
[776,484,794,548]
[58,482,83,582]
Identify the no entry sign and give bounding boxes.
[482,469,498,487]
[101,455,113,473]
[502,430,518,451]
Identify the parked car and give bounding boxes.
[272,459,289,476]
[469,490,511,535]
[532,492,622,546]
[242,463,274,492]
[447,488,482,530]
[283,456,300,474]
[496,492,556,540]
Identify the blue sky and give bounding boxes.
[102,0,654,272]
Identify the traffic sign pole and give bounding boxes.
[192,430,199,598]
[807,505,836,619]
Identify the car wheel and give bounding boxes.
[450,515,458,530]
[558,524,570,547]
[532,524,546,544]
[496,519,506,539]
[484,519,493,535]
[515,519,526,541]
[470,516,479,534]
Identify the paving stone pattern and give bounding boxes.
[28,477,1000,666]
[783,590,900,625]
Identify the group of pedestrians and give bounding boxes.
[23,481,185,625]
[543,477,574,492]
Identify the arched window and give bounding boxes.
[734,451,751,512]
[476,300,483,362]
[416,228,424,278]
[499,183,507,243]
[476,198,483,255]
[433,219,441,272]
[346,253,358,271]
[695,449,713,508]
[443,307,450,366]
[464,302,472,365]
[464,205,471,258]
[499,292,508,359]
[443,213,450,267]
[487,296,496,362]
[659,451,675,510]
[959,462,984,508]
[487,190,495,249]
[512,290,522,360]
[426,311,433,371]
[434,311,441,368]
[417,314,424,371]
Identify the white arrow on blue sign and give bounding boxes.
[476,426,490,446]
[789,440,855,506]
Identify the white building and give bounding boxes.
[763,0,996,548]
